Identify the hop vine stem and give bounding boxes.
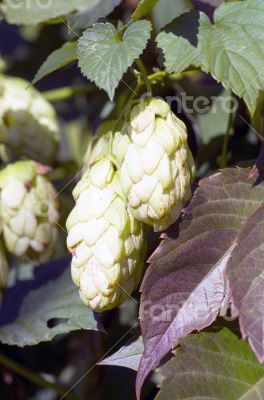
[42,85,95,102]
[0,352,80,400]
[219,90,235,168]
[112,69,167,132]
[135,58,152,94]
[41,71,167,104]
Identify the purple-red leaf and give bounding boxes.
[136,168,264,399]
[226,204,264,363]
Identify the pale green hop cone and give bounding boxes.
[120,98,195,232]
[83,121,130,169]
[0,75,59,164]
[0,161,60,263]
[67,157,146,312]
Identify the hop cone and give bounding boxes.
[67,157,146,312]
[120,98,195,232]
[83,122,130,169]
[0,75,59,164]
[0,161,60,262]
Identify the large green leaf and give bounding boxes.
[33,42,77,85]
[157,329,264,399]
[77,21,151,100]
[156,10,200,75]
[0,262,102,346]
[153,0,193,31]
[1,0,100,25]
[198,0,264,115]
[131,0,159,21]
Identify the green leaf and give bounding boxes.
[157,1,264,114]
[132,0,159,21]
[157,329,264,400]
[0,265,102,346]
[77,21,152,100]
[68,0,122,30]
[153,0,193,31]
[156,10,200,75]
[1,0,102,25]
[198,0,264,115]
[33,42,77,85]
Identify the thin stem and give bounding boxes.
[148,70,166,82]
[42,85,94,102]
[47,161,78,181]
[112,80,141,133]
[117,20,133,36]
[43,71,166,103]
[135,59,152,94]
[0,352,79,400]
[112,70,167,133]
[108,130,114,153]
[219,90,235,168]
[0,141,17,164]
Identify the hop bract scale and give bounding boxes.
[83,124,130,169]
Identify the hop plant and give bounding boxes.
[0,75,59,164]
[67,157,146,312]
[0,161,60,263]
[120,98,195,232]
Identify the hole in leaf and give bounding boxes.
[47,318,68,328]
